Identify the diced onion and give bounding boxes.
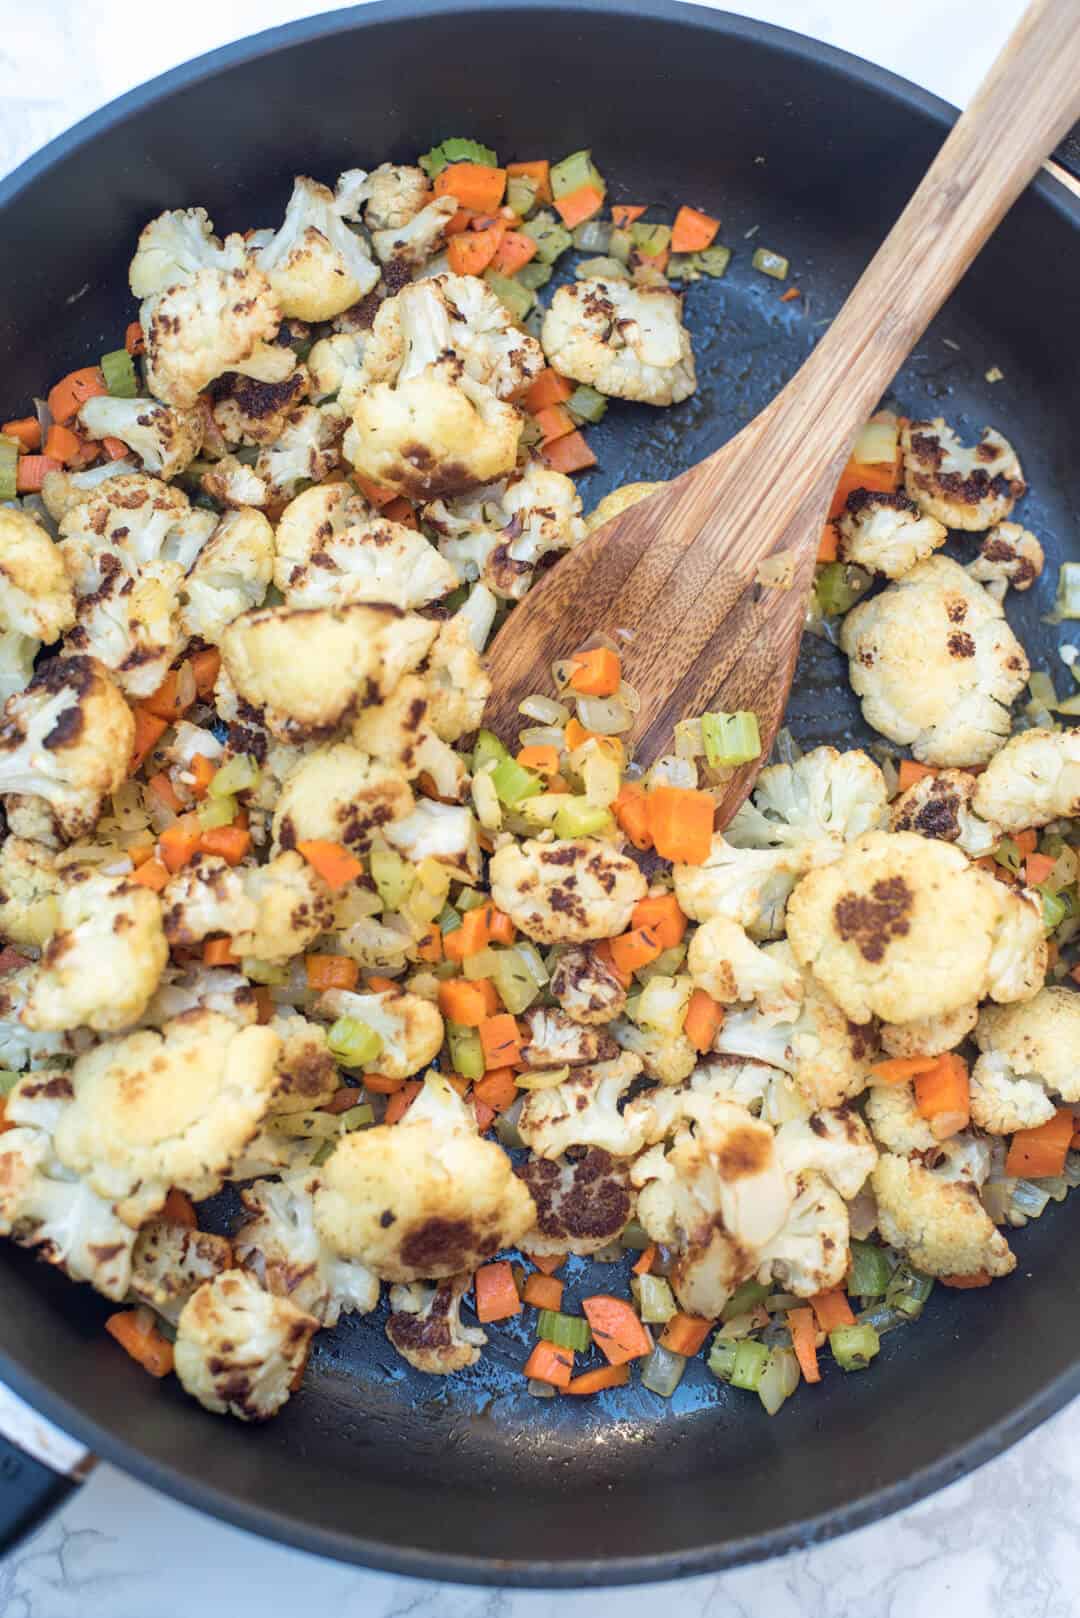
[674,718,705,760]
[617,681,641,715]
[576,694,631,735]
[552,658,576,689]
[515,1066,570,1090]
[648,754,698,789]
[519,695,570,725]
[583,748,621,808]
[640,1343,686,1398]
[519,724,566,750]
[758,1346,800,1415]
[527,1378,557,1398]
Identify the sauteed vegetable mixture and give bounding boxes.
[1,141,1077,1422]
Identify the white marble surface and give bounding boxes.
[2,0,1074,1610]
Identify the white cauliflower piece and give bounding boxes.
[673,835,806,940]
[840,556,1029,767]
[384,800,482,879]
[351,676,466,802]
[901,418,1025,530]
[362,274,543,402]
[424,612,491,741]
[517,1052,646,1158]
[969,988,1080,1133]
[273,741,414,852]
[985,884,1047,1004]
[756,1172,850,1298]
[613,1017,697,1086]
[0,509,76,697]
[385,1273,487,1374]
[254,403,346,505]
[687,915,803,1008]
[307,332,366,403]
[200,456,269,510]
[257,174,380,321]
[0,968,87,1071]
[541,278,696,405]
[56,472,216,573]
[220,602,437,742]
[966,522,1044,600]
[549,943,627,1025]
[142,259,296,410]
[180,508,274,644]
[880,1002,979,1058]
[424,462,586,600]
[726,745,889,865]
[235,1169,379,1325]
[970,1050,1056,1134]
[972,728,1080,831]
[0,632,37,706]
[318,986,443,1079]
[516,1146,633,1257]
[774,1105,877,1200]
[275,489,456,610]
[489,837,646,945]
[211,370,310,448]
[360,164,432,231]
[864,1081,938,1154]
[174,1268,318,1421]
[78,397,204,480]
[130,1218,233,1323]
[266,1011,339,1114]
[520,1006,618,1068]
[53,1011,282,1224]
[128,206,226,298]
[22,869,168,1033]
[236,852,333,962]
[0,1122,135,1299]
[62,552,186,700]
[835,488,947,578]
[140,965,258,1029]
[889,767,1001,857]
[0,838,62,946]
[872,1152,1015,1279]
[371,197,459,268]
[38,458,141,524]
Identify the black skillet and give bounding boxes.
[0,0,1078,1586]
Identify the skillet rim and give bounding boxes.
[0,0,1078,1586]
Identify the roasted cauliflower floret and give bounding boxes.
[673,835,805,940]
[489,837,646,944]
[256,173,380,321]
[57,472,215,572]
[275,486,456,610]
[757,1172,851,1298]
[541,278,696,405]
[351,676,465,801]
[872,1152,1015,1280]
[840,556,1029,767]
[424,613,491,741]
[424,462,586,601]
[774,1104,877,1200]
[835,488,947,579]
[306,331,366,403]
[142,261,296,410]
[385,1273,487,1374]
[267,1011,339,1113]
[200,456,269,510]
[549,943,628,1025]
[864,1080,938,1154]
[889,767,1001,857]
[180,508,274,644]
[78,397,204,480]
[585,481,666,535]
[174,1268,318,1421]
[211,370,310,448]
[272,742,414,853]
[253,403,347,505]
[613,1016,697,1086]
[969,988,1080,1134]
[0,838,62,946]
[235,1169,379,1325]
[0,509,76,699]
[725,745,889,864]
[362,273,543,402]
[62,553,186,700]
[516,1147,632,1257]
[361,163,433,231]
[220,602,437,743]
[0,968,88,1071]
[318,986,443,1079]
[880,1001,979,1059]
[236,852,333,961]
[517,1053,646,1158]
[371,196,459,267]
[687,915,802,1009]
[966,522,1044,600]
[53,1012,282,1224]
[972,728,1080,831]
[901,418,1025,530]
[985,884,1047,1004]
[130,1218,233,1323]
[520,1006,618,1068]
[22,870,167,1033]
[128,205,228,298]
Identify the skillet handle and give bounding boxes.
[0,1383,93,1555]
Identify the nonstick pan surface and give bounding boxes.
[0,0,1078,1586]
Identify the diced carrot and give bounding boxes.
[434,163,507,214]
[534,403,576,443]
[472,1096,496,1131]
[515,747,560,781]
[523,1340,574,1388]
[147,770,183,814]
[437,979,492,1027]
[613,782,652,851]
[684,987,725,1053]
[809,1289,855,1332]
[444,208,476,236]
[524,368,574,414]
[1014,829,1038,857]
[305,954,360,991]
[321,1087,362,1115]
[486,908,515,944]
[129,708,168,774]
[581,1294,653,1365]
[162,1188,198,1228]
[190,754,216,799]
[522,1273,564,1310]
[635,245,670,272]
[1005,1107,1075,1178]
[555,184,605,229]
[101,436,130,460]
[525,1251,567,1275]
[253,987,274,1024]
[787,1307,821,1384]
[16,455,61,493]
[43,423,82,464]
[546,775,570,794]
[127,842,155,868]
[384,1080,422,1125]
[780,286,802,302]
[897,760,936,791]
[48,367,107,424]
[940,1270,994,1289]
[659,1313,713,1357]
[632,1245,656,1276]
[608,926,663,976]
[474,1260,522,1323]
[200,824,250,865]
[479,1012,522,1068]
[564,717,623,760]
[415,924,443,963]
[491,230,538,275]
[1026,852,1057,887]
[159,814,202,873]
[363,1072,407,1094]
[105,1311,174,1379]
[565,1362,630,1395]
[353,473,398,508]
[611,205,647,228]
[189,647,221,696]
[593,937,631,988]
[447,228,501,276]
[475,979,502,1016]
[671,206,719,254]
[295,839,364,891]
[2,417,41,451]
[827,452,902,520]
[125,320,146,355]
[631,893,686,950]
[362,976,395,993]
[645,786,715,865]
[507,160,552,203]
[473,1067,519,1111]
[569,647,621,698]
[142,669,192,722]
[443,907,491,962]
[131,857,170,892]
[869,1054,941,1085]
[542,429,597,475]
[203,937,238,967]
[817,522,839,563]
[913,1052,970,1140]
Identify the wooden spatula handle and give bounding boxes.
[790,0,1080,460]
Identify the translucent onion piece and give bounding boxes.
[640,1343,686,1398]
[519,695,570,725]
[583,748,621,808]
[674,718,705,760]
[175,660,197,710]
[576,695,631,735]
[519,724,566,750]
[758,1346,800,1415]
[516,1065,571,1090]
[648,754,698,790]
[552,658,576,689]
[617,681,641,714]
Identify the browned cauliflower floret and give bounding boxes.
[687,915,802,1009]
[549,943,628,1025]
[517,1053,646,1158]
[235,1168,379,1325]
[489,838,646,944]
[424,463,586,601]
[0,509,76,701]
[966,522,1044,600]
[253,403,347,505]
[515,1147,632,1257]
[424,613,491,742]
[78,396,204,480]
[174,1269,318,1421]
[0,838,62,946]
[268,1012,339,1113]
[972,728,1080,831]
[361,163,433,232]
[872,1152,1015,1280]
[864,1081,937,1154]
[351,676,466,802]
[970,988,1080,1134]
[519,1006,618,1068]
[272,742,414,853]
[142,262,296,410]
[130,1218,233,1323]
[52,1011,282,1224]
[161,850,332,962]
[211,370,310,447]
[220,603,437,743]
[541,278,696,405]
[880,1002,979,1058]
[361,273,543,402]
[179,508,275,645]
[840,557,1029,767]
[199,456,269,509]
[385,1273,487,1374]
[317,986,443,1080]
[256,173,380,321]
[835,488,947,578]
[889,767,1001,858]
[673,836,806,940]
[724,745,889,866]
[274,483,456,611]
[901,418,1025,530]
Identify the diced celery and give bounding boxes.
[418,137,498,178]
[700,245,732,277]
[515,1064,570,1090]
[885,1264,934,1319]
[634,942,688,984]
[550,150,604,201]
[241,957,288,985]
[640,1343,686,1397]
[473,729,511,773]
[484,270,534,323]
[1055,562,1080,619]
[506,174,539,216]
[327,1016,383,1067]
[619,1217,652,1252]
[701,709,761,768]
[829,1322,880,1371]
[668,253,704,282]
[1040,886,1069,932]
[462,946,502,980]
[370,848,413,911]
[437,903,462,934]
[491,757,543,807]
[310,1139,336,1167]
[632,1273,678,1324]
[730,1339,769,1391]
[536,1309,592,1352]
[1029,671,1059,710]
[846,1239,894,1298]
[752,246,789,280]
[707,1337,739,1382]
[575,256,629,281]
[341,1103,375,1130]
[520,210,573,264]
[553,798,615,838]
[721,1279,769,1322]
[100,348,138,398]
[0,1071,20,1095]
[608,226,633,263]
[0,437,18,503]
[210,754,259,797]
[197,793,237,830]
[629,222,672,255]
[516,259,552,291]
[271,1111,342,1139]
[446,1022,485,1080]
[572,220,612,253]
[415,857,452,900]
[993,836,1023,875]
[456,887,488,912]
[567,385,608,425]
[514,940,549,985]
[758,1346,800,1415]
[490,947,541,1014]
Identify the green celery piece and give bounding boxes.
[483,270,534,323]
[100,348,138,398]
[490,948,541,1014]
[752,246,789,280]
[241,957,288,985]
[447,1022,485,1080]
[619,1217,653,1251]
[549,149,603,201]
[829,1322,881,1371]
[327,1016,383,1067]
[341,1103,375,1131]
[0,1071,20,1095]
[884,1264,934,1320]
[629,221,672,255]
[473,729,510,773]
[698,245,732,277]
[506,174,539,216]
[631,1274,678,1324]
[1039,884,1073,932]
[730,1339,769,1391]
[516,259,553,291]
[490,757,543,807]
[574,256,630,281]
[0,437,18,502]
[210,754,259,797]
[553,798,614,839]
[993,836,1023,875]
[436,902,462,935]
[419,137,498,178]
[568,385,608,425]
[310,1139,336,1167]
[197,794,237,830]
[608,226,633,264]
[520,211,573,264]
[536,1309,592,1353]
[370,848,413,911]
[455,887,488,912]
[668,252,703,282]
[707,1337,739,1382]
[701,709,761,768]
[721,1278,769,1322]
[846,1239,894,1298]
[814,561,865,617]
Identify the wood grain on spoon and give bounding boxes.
[484,0,1080,827]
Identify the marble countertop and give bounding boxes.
[2,0,1075,1611]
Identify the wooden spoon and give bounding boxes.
[484,0,1080,824]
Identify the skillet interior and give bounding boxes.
[0,0,1078,1585]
